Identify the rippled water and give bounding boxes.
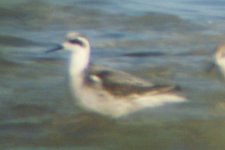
[1,0,225,149]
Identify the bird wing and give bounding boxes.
[87,65,180,97]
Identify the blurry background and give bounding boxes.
[1,0,225,149]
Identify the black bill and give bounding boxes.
[45,45,63,53]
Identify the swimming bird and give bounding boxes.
[213,44,225,77]
[47,32,186,118]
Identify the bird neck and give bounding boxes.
[69,48,90,87]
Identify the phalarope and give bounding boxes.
[47,32,186,118]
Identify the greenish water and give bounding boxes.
[1,0,225,149]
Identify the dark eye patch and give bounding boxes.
[68,39,84,46]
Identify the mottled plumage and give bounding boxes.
[86,66,180,97]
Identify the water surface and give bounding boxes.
[1,0,225,149]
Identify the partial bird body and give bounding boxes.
[214,44,225,77]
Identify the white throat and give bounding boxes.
[69,46,90,87]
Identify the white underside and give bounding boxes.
[71,83,186,118]
[67,47,186,118]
